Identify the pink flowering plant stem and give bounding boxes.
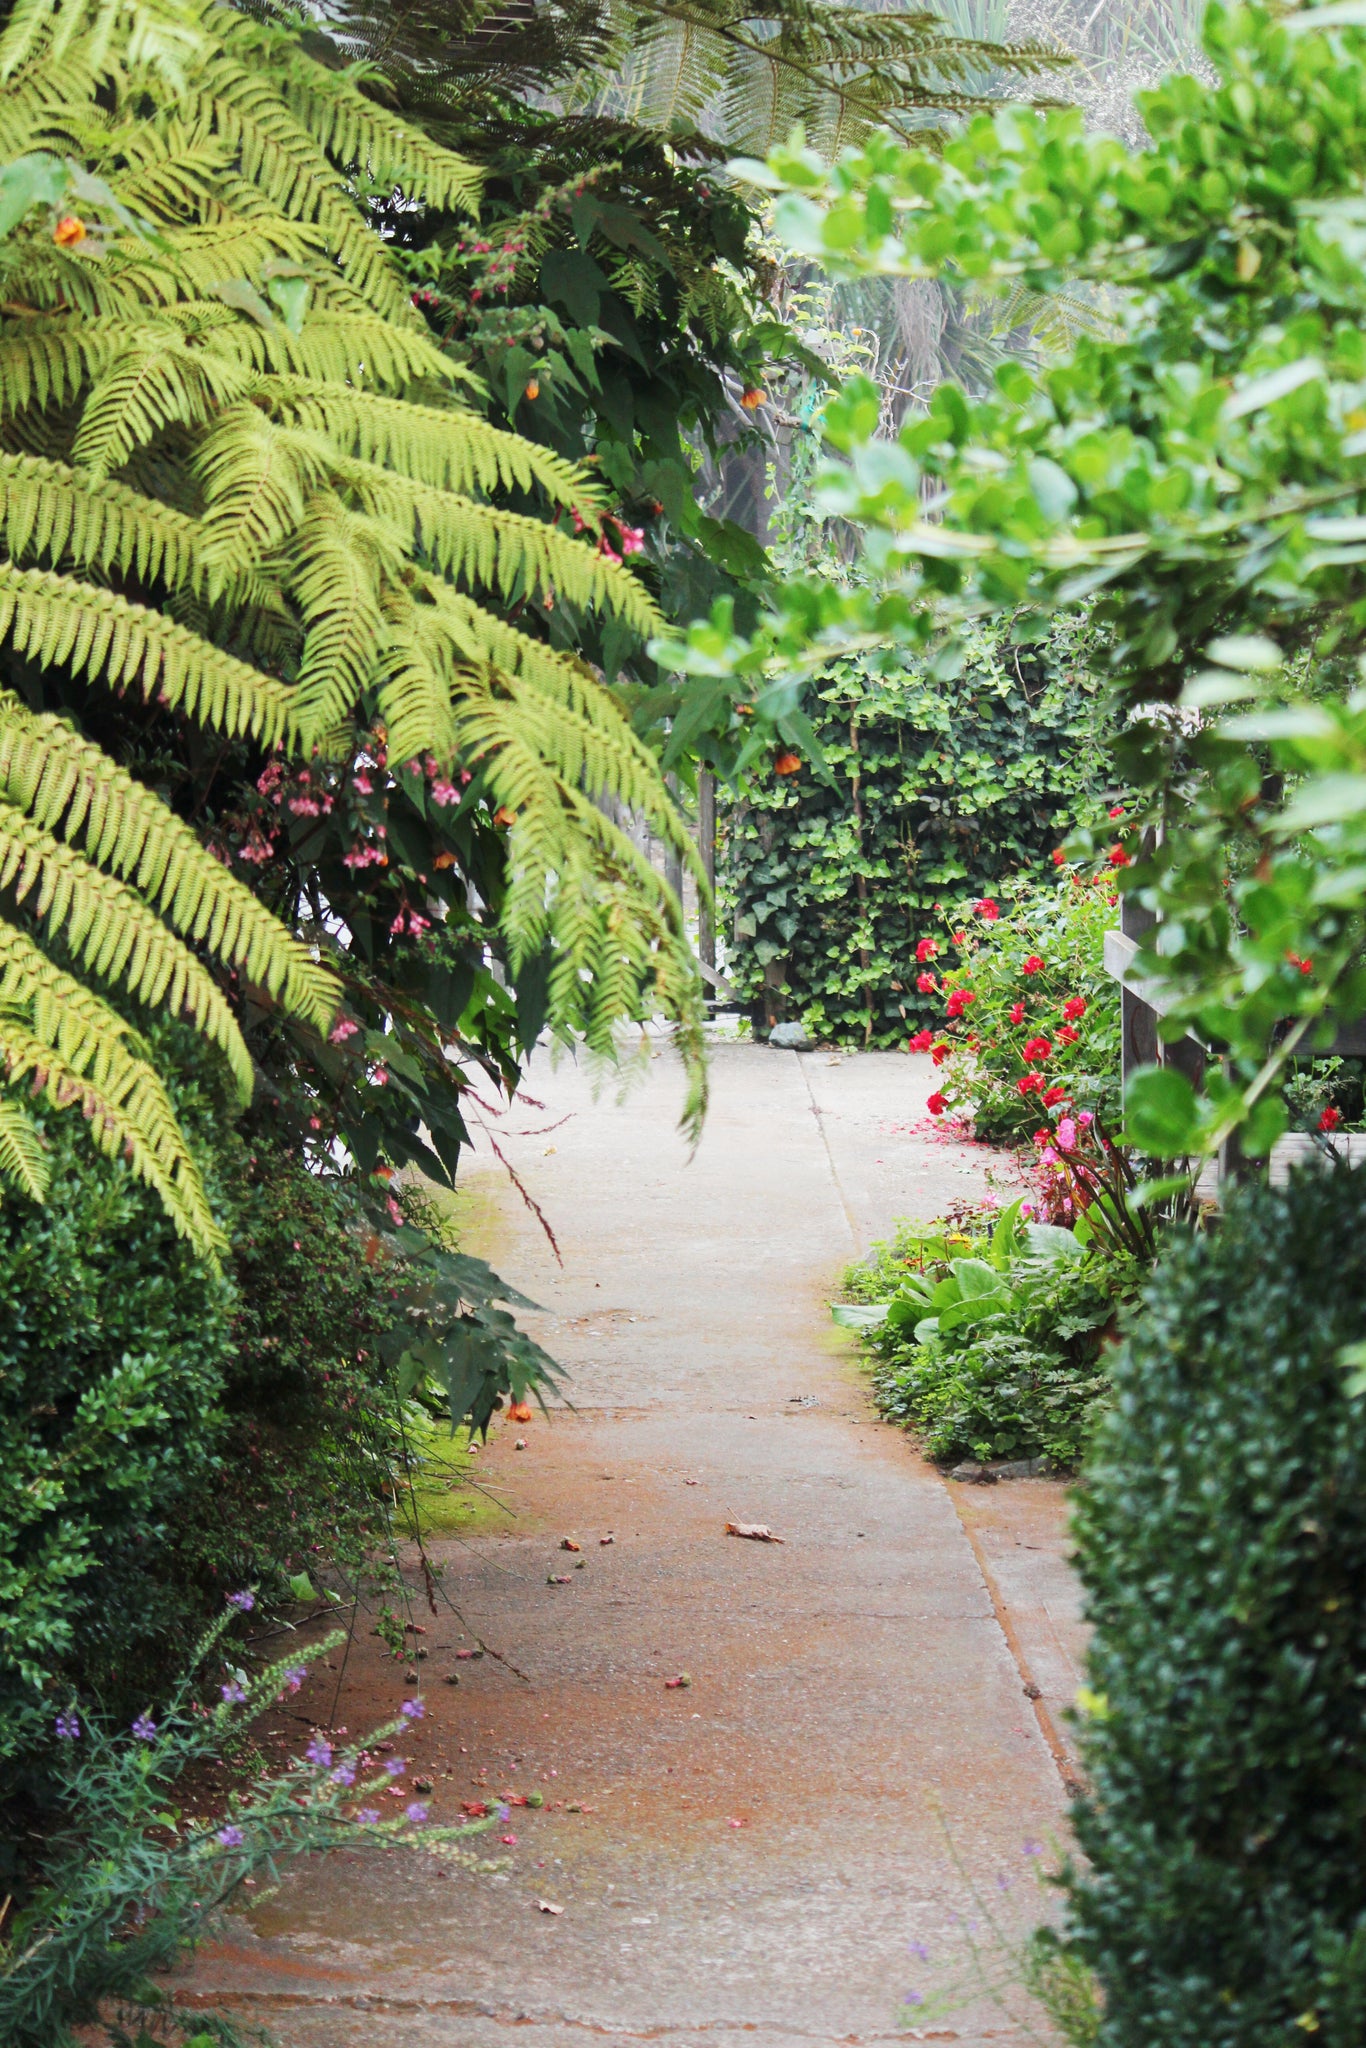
[1,1611,497,2047]
[917,864,1122,1144]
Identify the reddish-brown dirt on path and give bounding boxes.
[178,1044,1085,2047]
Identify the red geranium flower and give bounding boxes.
[931,1042,950,1066]
[945,988,976,1018]
[1107,844,1130,867]
[1051,848,1066,866]
[917,972,938,993]
[1022,955,1044,975]
[952,929,967,945]
[907,1029,934,1053]
[973,898,1000,921]
[1009,1001,1026,1025]
[1016,1072,1045,1096]
[916,938,938,963]
[1057,1024,1079,1046]
[1063,996,1087,1021]
[1320,1104,1342,1132]
[1042,1085,1067,1107]
[1286,953,1313,975]
[1108,805,1125,820]
[927,1092,948,1116]
[1023,1036,1052,1062]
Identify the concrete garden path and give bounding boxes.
[182,1044,1086,2048]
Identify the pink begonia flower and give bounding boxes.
[1078,1110,1094,1126]
[329,1017,360,1044]
[1056,1117,1078,1152]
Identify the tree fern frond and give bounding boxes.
[0,1009,222,1253]
[0,564,296,745]
[259,379,605,509]
[0,449,201,591]
[276,55,482,213]
[0,695,338,1028]
[0,795,253,1101]
[289,499,396,745]
[339,461,662,633]
[0,1096,49,1203]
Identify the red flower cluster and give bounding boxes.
[917,971,938,994]
[1009,1000,1026,1024]
[931,1041,950,1066]
[1058,1024,1079,1047]
[945,988,976,1018]
[973,898,1000,921]
[908,1029,934,1053]
[1023,1036,1052,1062]
[916,938,937,962]
[1017,1072,1045,1096]
[1320,1104,1342,1132]
[927,1092,947,1116]
[1063,996,1087,1020]
[1022,955,1044,975]
[1107,844,1130,867]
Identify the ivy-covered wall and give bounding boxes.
[719,623,1112,1045]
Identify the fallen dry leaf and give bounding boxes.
[536,1899,564,1915]
[725,1522,785,1544]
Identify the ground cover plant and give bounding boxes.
[1,1606,495,2048]
[915,862,1122,1142]
[837,1198,1137,1466]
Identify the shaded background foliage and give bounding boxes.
[719,622,1112,1042]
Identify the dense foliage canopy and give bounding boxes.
[665,0,1366,1164]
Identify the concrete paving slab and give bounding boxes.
[179,1043,1078,2046]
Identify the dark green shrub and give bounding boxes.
[0,1106,233,1766]
[0,1075,405,1770]
[719,621,1111,1044]
[1063,1164,1366,2048]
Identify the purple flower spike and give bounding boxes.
[55,1711,80,1741]
[226,1590,255,1612]
[400,1697,425,1720]
[495,1803,510,1822]
[132,1713,157,1741]
[904,1992,924,2009]
[220,1682,247,1706]
[355,1808,381,1825]
[383,1755,407,1776]
[908,1941,929,1961]
[216,1825,245,1848]
[284,1666,308,1693]
[405,1802,429,1824]
[331,1764,356,1787]
[305,1736,333,1768]
[1023,1838,1044,1857]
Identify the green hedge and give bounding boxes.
[719,622,1112,1044]
[1062,1164,1366,2047]
[0,1067,404,1774]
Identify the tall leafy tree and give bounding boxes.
[0,0,708,1243]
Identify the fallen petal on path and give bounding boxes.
[725,1522,784,1543]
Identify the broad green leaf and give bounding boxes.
[1221,361,1322,421]
[1124,1064,1200,1156]
[830,1301,889,1329]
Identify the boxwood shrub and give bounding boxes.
[1062,1163,1366,2047]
